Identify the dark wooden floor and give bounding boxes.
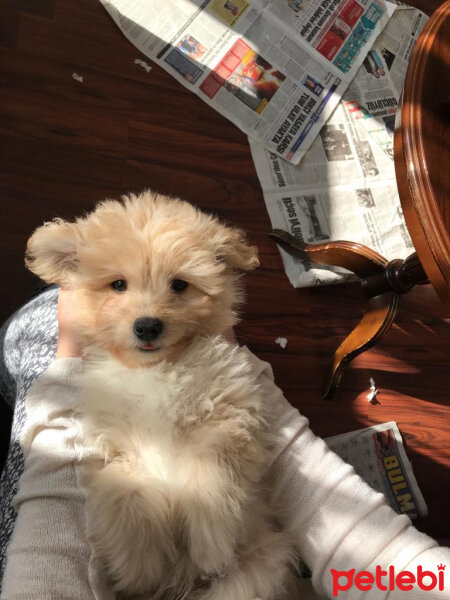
[1,0,448,543]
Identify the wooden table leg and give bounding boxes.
[324,292,399,399]
[270,229,389,277]
[270,230,428,399]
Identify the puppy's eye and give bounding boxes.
[171,279,188,293]
[111,279,127,292]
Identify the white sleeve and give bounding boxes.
[1,359,113,600]
[240,346,450,600]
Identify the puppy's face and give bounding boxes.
[25,192,259,367]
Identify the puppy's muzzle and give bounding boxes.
[133,317,164,342]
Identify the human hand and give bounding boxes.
[223,327,237,343]
[55,288,82,359]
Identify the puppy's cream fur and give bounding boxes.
[26,191,297,599]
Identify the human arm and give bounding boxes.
[0,358,113,600]
[1,290,113,600]
[241,346,450,600]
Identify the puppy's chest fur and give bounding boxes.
[74,338,278,596]
[76,338,271,468]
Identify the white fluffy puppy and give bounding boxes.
[25,191,297,599]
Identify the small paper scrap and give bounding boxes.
[134,58,152,73]
[367,377,379,403]
[275,337,288,349]
[72,73,83,83]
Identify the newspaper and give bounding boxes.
[101,0,396,164]
[326,421,428,519]
[249,5,426,287]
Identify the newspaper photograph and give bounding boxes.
[101,0,396,164]
[326,421,428,519]
[249,99,413,287]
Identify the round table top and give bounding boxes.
[394,0,450,310]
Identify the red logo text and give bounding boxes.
[331,565,446,597]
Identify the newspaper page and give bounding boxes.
[101,0,396,164]
[344,6,428,156]
[249,5,425,287]
[326,421,428,519]
[249,99,413,286]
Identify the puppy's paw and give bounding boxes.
[185,500,238,575]
[178,457,246,576]
[86,461,177,593]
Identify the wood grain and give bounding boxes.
[0,0,448,543]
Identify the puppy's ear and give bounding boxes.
[25,218,79,284]
[217,225,260,271]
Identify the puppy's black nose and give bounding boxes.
[133,317,164,341]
